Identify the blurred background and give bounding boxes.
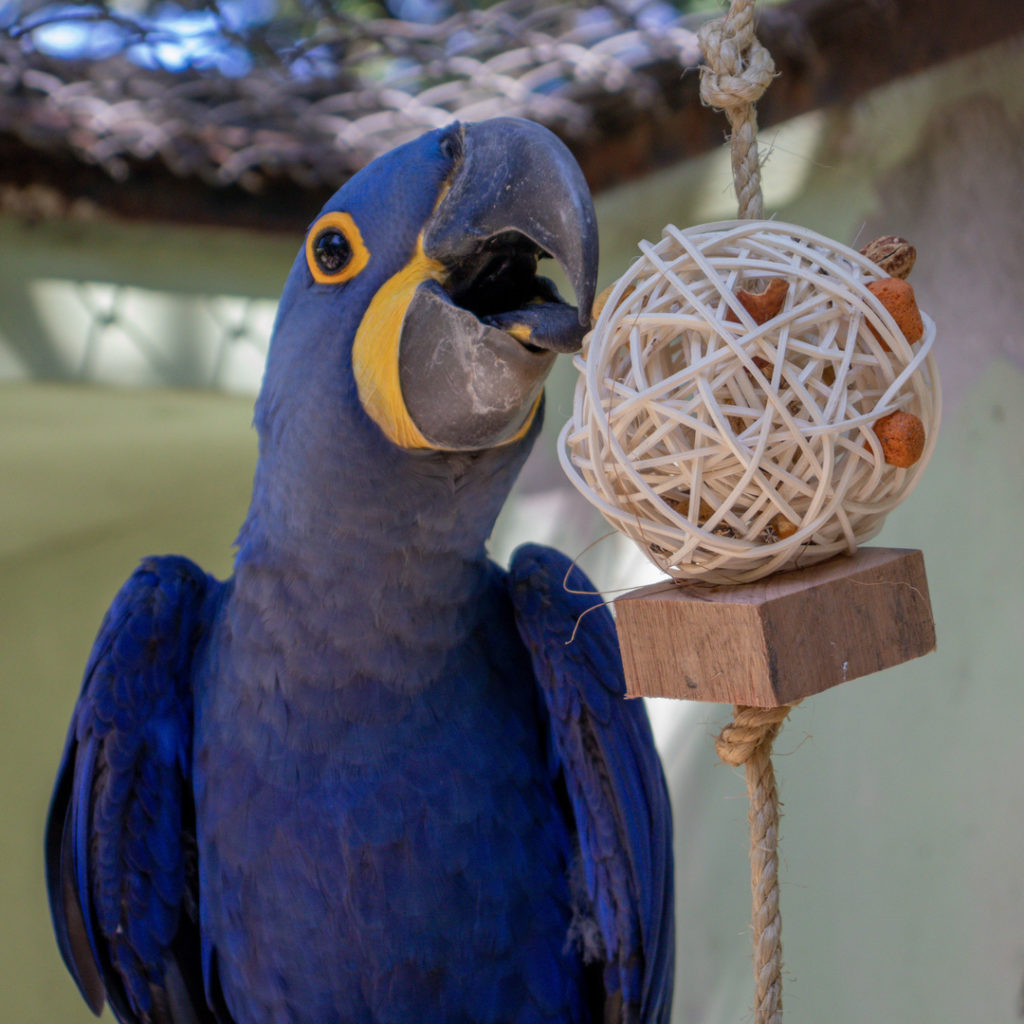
[2,0,1023,1020]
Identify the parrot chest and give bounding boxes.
[193,597,585,1024]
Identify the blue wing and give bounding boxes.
[45,556,220,1024]
[507,544,675,1024]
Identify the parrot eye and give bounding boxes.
[305,211,370,285]
[313,230,351,274]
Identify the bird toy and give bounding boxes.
[559,2,940,1022]
[563,219,940,584]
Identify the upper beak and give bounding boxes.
[424,117,599,336]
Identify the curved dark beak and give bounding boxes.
[398,118,599,451]
[424,117,599,334]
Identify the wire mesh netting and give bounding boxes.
[0,1,708,391]
[1,1,706,194]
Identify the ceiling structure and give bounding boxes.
[2,0,1022,230]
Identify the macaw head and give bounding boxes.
[256,118,598,464]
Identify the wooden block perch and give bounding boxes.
[616,547,935,706]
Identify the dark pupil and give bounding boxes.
[314,230,352,274]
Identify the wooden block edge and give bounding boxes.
[617,547,937,706]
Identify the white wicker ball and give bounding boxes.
[558,219,941,583]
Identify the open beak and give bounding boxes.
[399,118,598,451]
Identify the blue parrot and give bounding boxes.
[46,118,674,1024]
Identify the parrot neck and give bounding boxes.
[230,427,534,693]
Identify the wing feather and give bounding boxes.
[45,556,220,1024]
[507,544,674,1024]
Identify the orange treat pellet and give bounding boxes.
[872,410,926,468]
[866,278,924,350]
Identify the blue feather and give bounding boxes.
[46,557,215,1023]
[46,121,674,1024]
[508,544,675,1023]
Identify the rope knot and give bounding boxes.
[695,0,774,221]
[714,704,792,767]
[697,5,775,113]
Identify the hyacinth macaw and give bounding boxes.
[46,118,674,1024]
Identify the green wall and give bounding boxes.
[2,33,1022,1024]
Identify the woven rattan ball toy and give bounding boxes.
[558,219,941,583]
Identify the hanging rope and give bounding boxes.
[698,4,791,1022]
[697,0,775,220]
[716,704,795,1024]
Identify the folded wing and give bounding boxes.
[45,556,219,1024]
[508,544,675,1024]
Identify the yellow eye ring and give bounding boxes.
[305,212,370,285]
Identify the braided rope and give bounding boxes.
[701,7,788,1022]
[716,704,794,1024]
[697,0,775,220]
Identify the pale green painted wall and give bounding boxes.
[0,218,293,388]
[590,34,1024,1024]
[2,34,1022,1024]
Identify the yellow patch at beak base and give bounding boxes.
[352,235,544,452]
[351,239,444,449]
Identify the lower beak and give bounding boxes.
[399,118,599,451]
[399,281,556,451]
